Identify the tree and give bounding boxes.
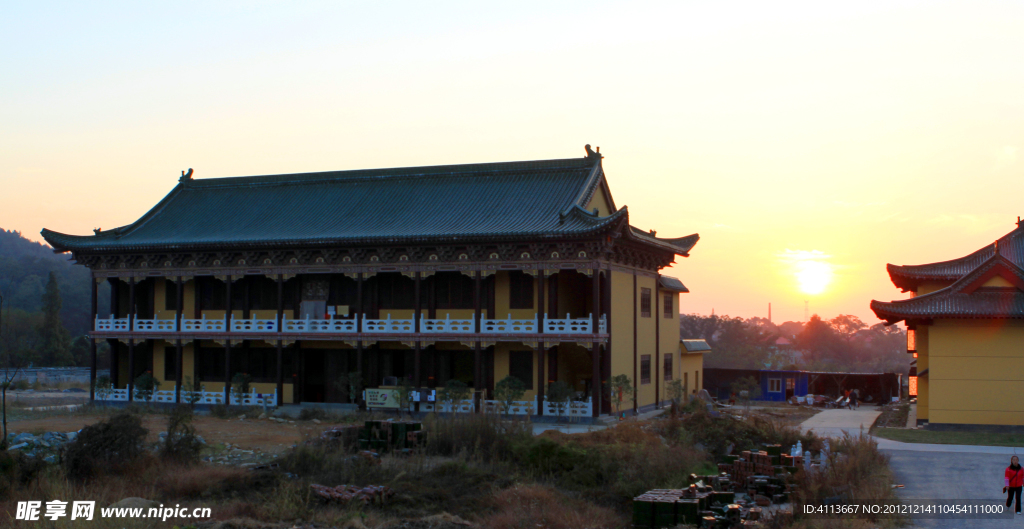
[39,272,73,366]
[134,371,159,402]
[731,376,761,409]
[493,375,526,416]
[0,289,38,447]
[438,379,471,413]
[606,374,635,417]
[333,371,363,404]
[546,381,573,421]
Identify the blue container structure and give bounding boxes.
[758,370,809,402]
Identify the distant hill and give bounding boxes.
[0,229,109,336]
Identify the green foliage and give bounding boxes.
[160,405,203,463]
[38,272,73,366]
[493,375,526,415]
[546,380,574,419]
[231,372,252,396]
[667,379,684,404]
[63,412,148,480]
[93,374,112,399]
[606,374,635,415]
[332,371,363,403]
[438,379,471,411]
[134,371,159,402]
[0,229,109,337]
[183,376,202,408]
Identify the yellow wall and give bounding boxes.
[492,271,540,320]
[915,281,955,296]
[610,270,636,405]
[982,275,1016,288]
[679,352,704,396]
[658,289,680,404]
[925,319,1024,425]
[586,184,615,217]
[635,274,658,408]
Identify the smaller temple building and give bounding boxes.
[872,220,1024,426]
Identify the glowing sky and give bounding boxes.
[3,1,1023,324]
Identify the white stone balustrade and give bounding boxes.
[544,314,596,334]
[542,396,593,418]
[421,315,474,333]
[95,316,129,332]
[481,315,537,334]
[181,317,226,332]
[96,385,275,406]
[231,318,278,333]
[283,317,357,333]
[419,399,476,413]
[362,314,414,333]
[133,318,177,332]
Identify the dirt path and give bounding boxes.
[8,414,326,454]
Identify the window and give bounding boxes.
[509,271,534,309]
[663,353,673,381]
[200,278,227,309]
[906,328,916,354]
[165,280,178,311]
[768,378,781,393]
[434,272,474,309]
[640,288,651,318]
[509,350,533,389]
[377,274,415,309]
[663,293,673,318]
[248,276,280,310]
[640,355,651,384]
[786,377,795,391]
[164,347,177,381]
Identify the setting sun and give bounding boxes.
[779,250,834,295]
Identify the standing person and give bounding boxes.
[851,389,859,410]
[1005,455,1024,515]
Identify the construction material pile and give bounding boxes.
[632,482,758,528]
[310,484,395,505]
[357,420,425,452]
[717,444,799,503]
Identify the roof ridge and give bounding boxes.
[189,157,591,188]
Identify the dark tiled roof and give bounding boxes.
[871,253,1024,323]
[42,154,697,255]
[888,223,1024,291]
[681,339,711,353]
[659,275,689,293]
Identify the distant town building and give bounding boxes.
[42,147,699,417]
[872,221,1024,426]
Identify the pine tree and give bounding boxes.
[39,272,73,366]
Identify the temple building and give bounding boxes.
[42,146,700,417]
[872,220,1024,426]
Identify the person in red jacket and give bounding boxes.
[1005,455,1023,514]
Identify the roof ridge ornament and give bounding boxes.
[584,144,603,161]
[179,168,193,184]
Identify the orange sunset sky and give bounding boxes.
[3,2,1023,325]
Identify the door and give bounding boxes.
[304,350,327,402]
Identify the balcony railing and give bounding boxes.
[132,318,177,332]
[98,313,609,335]
[95,316,129,332]
[231,318,278,333]
[422,315,474,333]
[481,315,537,334]
[544,314,606,334]
[283,317,357,333]
[362,314,415,333]
[181,317,226,332]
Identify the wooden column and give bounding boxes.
[474,271,482,333]
[474,341,481,412]
[356,273,363,332]
[127,339,135,402]
[242,276,250,319]
[176,277,184,331]
[356,340,364,408]
[536,341,545,415]
[601,271,612,414]
[592,270,601,416]
[276,340,284,406]
[414,272,421,333]
[128,277,136,331]
[87,277,98,401]
[414,341,422,408]
[276,275,284,330]
[632,273,638,414]
[225,276,233,332]
[108,339,119,389]
[655,289,661,409]
[224,340,232,405]
[537,270,545,334]
[548,272,558,317]
[194,277,202,321]
[175,340,183,403]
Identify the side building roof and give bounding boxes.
[41,150,698,256]
[887,222,1024,291]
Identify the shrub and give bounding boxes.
[231,372,252,396]
[423,412,531,462]
[160,405,202,463]
[63,412,147,480]
[438,379,471,412]
[680,406,820,460]
[0,450,45,499]
[11,379,29,391]
[493,375,526,415]
[546,381,573,419]
[133,371,159,402]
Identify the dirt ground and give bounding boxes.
[7,413,326,455]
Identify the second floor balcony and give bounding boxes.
[96,313,608,336]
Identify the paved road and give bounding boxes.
[799,407,881,438]
[799,408,1019,527]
